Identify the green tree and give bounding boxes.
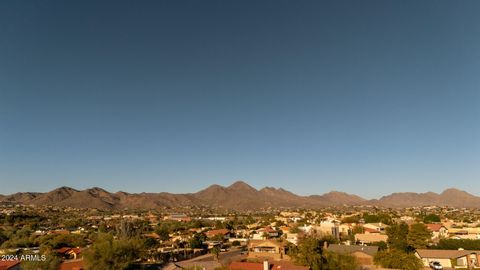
[362,213,380,223]
[211,246,220,261]
[0,230,8,246]
[407,223,432,250]
[84,233,143,270]
[289,237,358,270]
[289,225,301,234]
[155,226,171,241]
[144,237,159,249]
[189,233,205,249]
[42,233,87,249]
[369,241,387,251]
[423,214,441,223]
[275,220,286,227]
[434,239,480,250]
[215,220,224,229]
[362,213,392,225]
[341,215,360,224]
[21,253,61,270]
[351,225,364,235]
[374,249,423,270]
[63,218,84,228]
[116,220,141,239]
[386,222,409,251]
[211,234,225,241]
[323,251,358,270]
[288,237,325,270]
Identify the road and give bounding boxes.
[193,248,245,264]
[163,248,246,270]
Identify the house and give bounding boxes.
[49,229,70,235]
[163,214,191,222]
[318,220,337,235]
[415,249,480,269]
[230,260,309,270]
[354,233,388,244]
[248,239,289,261]
[425,224,448,239]
[284,233,299,245]
[363,227,381,234]
[252,227,279,240]
[338,223,353,236]
[56,247,83,260]
[0,261,20,270]
[204,240,222,249]
[279,226,291,234]
[228,237,249,245]
[450,234,480,240]
[298,225,316,234]
[206,229,231,239]
[363,223,387,233]
[172,260,222,270]
[326,244,378,266]
[205,217,227,221]
[59,259,85,270]
[234,229,249,238]
[448,227,480,236]
[279,212,302,223]
[143,232,161,240]
[258,226,279,238]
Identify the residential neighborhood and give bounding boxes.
[3,201,480,270]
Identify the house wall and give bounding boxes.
[363,224,385,232]
[248,252,291,261]
[467,254,479,267]
[420,258,452,268]
[252,247,277,253]
[456,257,467,267]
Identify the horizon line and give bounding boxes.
[0,180,471,200]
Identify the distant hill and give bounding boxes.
[371,188,480,208]
[370,191,441,208]
[1,181,479,210]
[308,191,367,206]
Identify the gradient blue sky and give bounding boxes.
[1,1,479,198]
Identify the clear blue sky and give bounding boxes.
[1,1,479,198]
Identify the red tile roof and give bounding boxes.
[56,247,83,255]
[263,226,277,233]
[363,227,379,233]
[230,261,309,270]
[59,259,85,270]
[70,248,82,254]
[0,261,20,270]
[56,247,72,254]
[425,224,445,232]
[206,229,230,237]
[230,262,263,270]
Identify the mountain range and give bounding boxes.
[1,181,479,210]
